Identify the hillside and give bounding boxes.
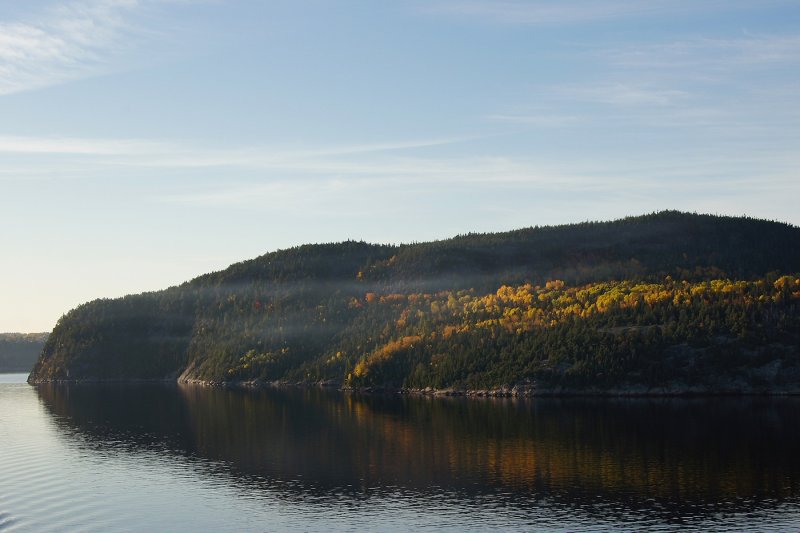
[1,333,49,373]
[29,211,800,393]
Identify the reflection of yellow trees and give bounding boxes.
[330,394,800,500]
[347,397,800,500]
[35,384,800,504]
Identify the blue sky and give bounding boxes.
[2,0,799,331]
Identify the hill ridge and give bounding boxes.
[29,211,800,393]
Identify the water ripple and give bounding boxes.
[2,380,800,531]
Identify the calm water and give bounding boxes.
[2,373,800,531]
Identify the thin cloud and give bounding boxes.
[0,135,465,159]
[0,135,175,155]
[153,153,797,211]
[486,113,581,127]
[489,32,800,135]
[151,155,661,209]
[554,83,693,107]
[2,133,796,222]
[0,135,480,180]
[603,34,800,70]
[3,132,796,194]
[425,0,789,26]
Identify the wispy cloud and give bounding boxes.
[488,30,800,136]
[486,113,581,127]
[425,0,789,26]
[602,34,800,70]
[2,131,796,230]
[554,83,692,107]
[151,151,800,218]
[152,169,608,211]
[2,131,796,191]
[0,135,490,184]
[0,0,155,95]
[0,134,468,161]
[155,146,794,210]
[0,135,175,155]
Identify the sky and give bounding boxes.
[1,0,799,332]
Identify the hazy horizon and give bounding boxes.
[2,1,799,331]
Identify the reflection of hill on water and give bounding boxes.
[35,384,800,514]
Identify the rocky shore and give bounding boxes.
[170,377,800,397]
[28,373,800,397]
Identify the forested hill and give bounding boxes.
[1,333,49,373]
[29,211,800,393]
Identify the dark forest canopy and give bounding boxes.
[1,333,49,373]
[29,211,800,393]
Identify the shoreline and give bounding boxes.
[26,376,800,397]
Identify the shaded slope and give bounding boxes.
[0,333,49,373]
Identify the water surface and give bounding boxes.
[2,373,800,531]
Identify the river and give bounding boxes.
[1,373,800,531]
